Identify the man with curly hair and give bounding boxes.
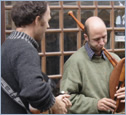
[1,1,71,114]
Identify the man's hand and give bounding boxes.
[29,104,49,114]
[29,94,72,114]
[114,87,125,103]
[51,94,72,114]
[97,98,116,112]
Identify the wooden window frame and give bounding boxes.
[2,1,125,80]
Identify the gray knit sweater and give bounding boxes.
[1,31,55,114]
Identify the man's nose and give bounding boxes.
[47,23,50,28]
[99,39,105,46]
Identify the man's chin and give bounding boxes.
[98,47,103,51]
[35,36,43,42]
[94,48,103,54]
[94,47,102,52]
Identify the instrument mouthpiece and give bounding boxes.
[68,11,73,15]
[102,47,105,50]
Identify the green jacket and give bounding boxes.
[60,46,120,114]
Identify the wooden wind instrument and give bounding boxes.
[68,10,125,113]
[68,10,118,67]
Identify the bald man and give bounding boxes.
[60,16,125,114]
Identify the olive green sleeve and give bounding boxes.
[60,62,99,114]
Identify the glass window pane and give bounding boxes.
[48,1,59,6]
[5,1,16,6]
[50,78,61,96]
[114,9,125,27]
[5,10,16,30]
[105,31,111,49]
[98,9,110,27]
[45,33,60,52]
[37,41,41,52]
[81,32,85,46]
[115,42,125,49]
[64,55,71,63]
[50,10,59,29]
[46,56,60,75]
[115,52,125,58]
[81,1,93,6]
[63,1,77,5]
[114,1,125,6]
[115,32,125,42]
[64,10,77,28]
[64,32,77,51]
[115,32,125,49]
[6,33,10,39]
[98,1,110,5]
[81,10,94,25]
[5,1,12,5]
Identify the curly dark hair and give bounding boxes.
[11,1,48,27]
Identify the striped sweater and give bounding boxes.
[1,31,55,114]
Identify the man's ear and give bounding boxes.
[84,34,89,42]
[34,16,41,26]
